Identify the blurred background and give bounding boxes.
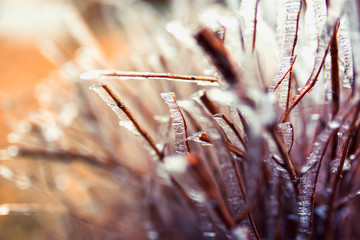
[0,1,63,239]
[0,0,59,149]
[0,1,169,239]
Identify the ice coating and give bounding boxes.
[239,0,258,51]
[166,154,216,238]
[337,16,354,89]
[161,92,189,153]
[330,127,349,173]
[270,0,301,111]
[296,120,341,240]
[179,100,245,217]
[82,70,220,86]
[276,122,293,152]
[288,0,347,114]
[90,84,140,134]
[213,114,244,151]
[90,84,162,159]
[346,1,360,94]
[229,105,246,136]
[265,171,279,239]
[186,188,217,239]
[266,154,297,213]
[313,0,327,34]
[208,88,278,207]
[187,132,213,147]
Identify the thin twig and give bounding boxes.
[323,103,360,239]
[230,152,260,239]
[285,20,340,119]
[330,23,340,118]
[104,72,220,84]
[284,0,302,120]
[273,55,297,91]
[187,153,236,229]
[270,127,299,194]
[252,0,260,52]
[102,84,163,159]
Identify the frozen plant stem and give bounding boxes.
[270,127,299,194]
[286,20,340,119]
[273,55,297,91]
[161,92,190,153]
[82,71,221,86]
[330,23,340,118]
[323,103,360,240]
[187,153,236,229]
[101,84,163,159]
[252,0,260,52]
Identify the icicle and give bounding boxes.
[335,188,360,208]
[0,166,14,180]
[161,92,189,153]
[319,0,331,110]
